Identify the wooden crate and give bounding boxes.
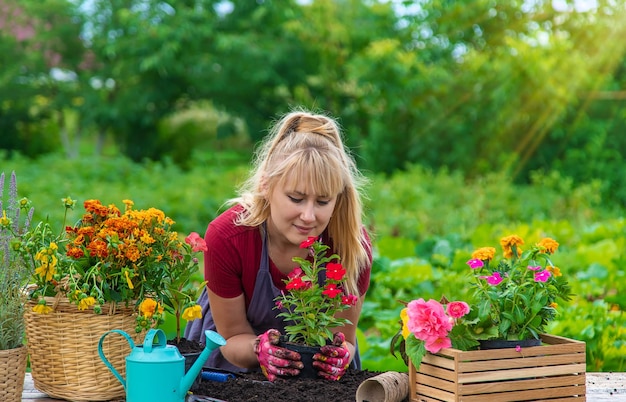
[408,334,586,402]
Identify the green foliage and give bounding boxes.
[0,172,33,350]
[3,0,626,206]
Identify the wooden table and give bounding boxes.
[22,372,626,401]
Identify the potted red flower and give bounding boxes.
[273,236,358,377]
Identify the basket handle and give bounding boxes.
[98,329,135,389]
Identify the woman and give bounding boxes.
[185,108,372,381]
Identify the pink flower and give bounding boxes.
[341,294,358,306]
[466,258,484,269]
[288,267,303,279]
[534,270,551,282]
[515,345,522,352]
[406,299,453,342]
[527,265,541,271]
[481,272,503,285]
[447,301,470,318]
[185,232,207,252]
[424,335,452,353]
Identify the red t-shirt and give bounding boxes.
[204,205,372,309]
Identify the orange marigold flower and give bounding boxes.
[125,245,141,262]
[537,238,559,254]
[87,239,109,258]
[500,235,524,258]
[471,247,496,261]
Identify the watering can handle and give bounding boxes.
[98,329,135,388]
[143,328,166,353]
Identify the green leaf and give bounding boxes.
[405,336,427,370]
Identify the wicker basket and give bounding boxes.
[0,345,28,402]
[24,297,144,401]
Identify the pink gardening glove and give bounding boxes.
[253,329,303,382]
[313,332,351,381]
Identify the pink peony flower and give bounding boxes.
[406,298,453,342]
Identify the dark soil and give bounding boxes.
[169,337,205,354]
[172,338,409,402]
[189,369,410,402]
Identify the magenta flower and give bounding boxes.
[466,258,484,269]
[480,271,503,286]
[527,265,541,271]
[534,270,551,282]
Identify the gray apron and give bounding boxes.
[184,226,361,372]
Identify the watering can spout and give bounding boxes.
[180,330,227,394]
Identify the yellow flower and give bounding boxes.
[0,209,11,227]
[549,302,558,309]
[62,196,76,209]
[124,270,135,289]
[139,298,163,318]
[34,251,57,282]
[400,308,410,340]
[471,247,496,261]
[182,304,203,321]
[78,296,96,310]
[33,303,53,314]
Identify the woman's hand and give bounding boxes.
[253,329,303,381]
[313,332,351,381]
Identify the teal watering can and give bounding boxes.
[98,328,226,402]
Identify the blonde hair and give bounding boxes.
[231,108,370,295]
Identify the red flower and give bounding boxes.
[322,284,342,298]
[325,262,346,281]
[299,236,318,248]
[286,277,310,290]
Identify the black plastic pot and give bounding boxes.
[280,341,322,379]
[478,338,542,350]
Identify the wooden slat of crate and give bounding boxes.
[459,373,585,394]
[409,334,586,402]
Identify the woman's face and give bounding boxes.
[266,178,337,248]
